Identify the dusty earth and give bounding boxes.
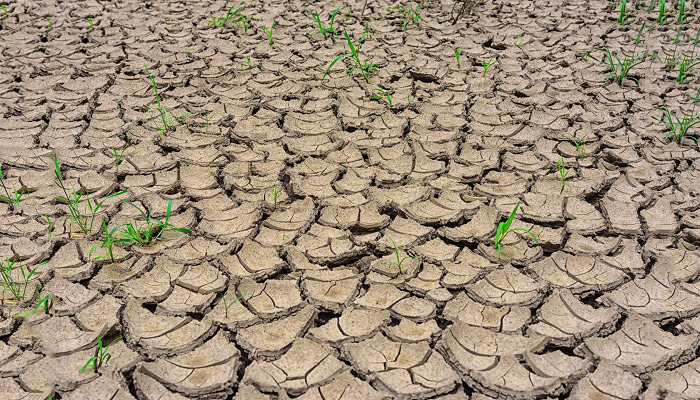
[1,0,700,399]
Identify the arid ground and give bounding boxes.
[1,0,700,399]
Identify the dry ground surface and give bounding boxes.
[2,0,700,399]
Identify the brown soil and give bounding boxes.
[1,0,700,399]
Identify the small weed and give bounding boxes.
[309,6,341,39]
[10,287,53,318]
[0,258,45,303]
[482,57,496,77]
[273,187,278,208]
[323,28,378,83]
[45,16,52,32]
[359,22,373,46]
[618,0,628,24]
[144,64,190,134]
[677,27,700,83]
[380,229,420,274]
[371,88,393,106]
[112,144,128,172]
[493,201,539,258]
[89,218,123,263]
[86,17,93,32]
[241,55,258,69]
[80,336,122,373]
[217,291,252,318]
[0,163,27,207]
[557,155,576,194]
[45,215,54,242]
[54,153,127,234]
[564,132,589,159]
[0,4,7,19]
[388,0,429,31]
[658,0,666,23]
[597,22,647,87]
[196,108,224,134]
[209,5,247,33]
[260,22,275,46]
[117,200,191,247]
[454,47,463,67]
[654,86,700,145]
[678,0,687,23]
[514,32,525,48]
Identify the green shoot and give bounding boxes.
[618,0,628,24]
[454,47,462,67]
[0,163,27,206]
[653,86,700,145]
[209,5,247,33]
[677,27,700,84]
[359,22,373,48]
[144,64,190,134]
[388,0,429,31]
[241,55,258,69]
[557,155,576,194]
[260,22,275,46]
[89,218,123,263]
[117,200,191,247]
[53,153,127,234]
[493,201,539,258]
[112,144,128,172]
[323,28,378,83]
[381,229,420,274]
[482,57,496,77]
[514,32,525,48]
[658,0,666,23]
[678,0,687,23]
[45,215,54,242]
[198,110,224,133]
[309,6,341,39]
[10,286,53,318]
[273,187,278,208]
[0,4,7,19]
[0,258,44,303]
[371,88,393,106]
[217,291,252,318]
[564,132,589,159]
[80,336,122,373]
[86,17,93,32]
[45,16,52,32]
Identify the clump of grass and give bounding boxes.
[112,144,128,172]
[454,48,463,67]
[493,201,539,258]
[678,0,687,23]
[217,291,252,318]
[80,336,122,373]
[676,27,700,84]
[618,0,628,24]
[658,0,667,23]
[388,0,430,31]
[564,132,589,159]
[597,24,647,87]
[371,88,393,106]
[10,287,53,319]
[309,6,341,39]
[86,17,93,32]
[0,257,45,303]
[481,57,496,77]
[53,153,127,235]
[209,5,247,33]
[557,155,577,194]
[117,200,191,247]
[654,86,700,145]
[241,55,258,69]
[0,164,27,207]
[45,215,54,242]
[89,218,123,263]
[323,28,378,83]
[45,16,52,32]
[260,22,275,46]
[380,229,420,274]
[0,4,7,20]
[144,64,189,134]
[514,32,525,48]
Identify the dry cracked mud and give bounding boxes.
[1,0,700,399]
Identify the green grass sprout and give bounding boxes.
[241,55,258,69]
[309,6,341,39]
[45,215,54,242]
[273,187,278,208]
[388,0,429,31]
[80,336,122,373]
[89,218,123,263]
[380,229,420,274]
[514,32,525,48]
[144,64,190,134]
[0,258,44,303]
[678,0,687,23]
[493,201,539,258]
[117,200,191,247]
[653,86,700,145]
[0,4,7,19]
[482,57,496,77]
[209,5,247,33]
[371,88,393,106]
[658,0,666,23]
[45,16,52,32]
[86,17,93,32]
[564,132,589,159]
[618,0,628,24]
[10,287,53,319]
[217,291,252,318]
[323,28,378,83]
[112,144,128,172]
[557,155,576,194]
[261,22,275,46]
[0,163,27,207]
[454,47,462,67]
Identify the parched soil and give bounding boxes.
[2,0,700,399]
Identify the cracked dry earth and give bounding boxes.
[2,0,700,399]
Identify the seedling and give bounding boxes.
[359,22,373,47]
[618,0,628,24]
[217,291,252,318]
[493,201,539,258]
[209,5,247,33]
[45,215,54,242]
[309,6,341,39]
[241,55,258,69]
[54,153,127,234]
[557,155,576,194]
[454,47,463,67]
[86,17,93,32]
[388,0,429,31]
[260,22,275,46]
[0,163,27,206]
[144,64,190,134]
[564,132,589,159]
[45,16,52,32]
[577,49,599,63]
[198,110,224,134]
[514,32,525,48]
[10,287,53,319]
[273,187,278,208]
[80,336,122,373]
[283,234,290,239]
[598,22,647,87]
[380,229,420,274]
[677,27,700,83]
[89,218,123,263]
[678,0,687,23]
[323,28,378,83]
[0,258,44,303]
[653,86,700,145]
[482,57,496,77]
[658,0,666,23]
[112,144,128,172]
[1,4,8,19]
[371,88,393,106]
[117,200,191,247]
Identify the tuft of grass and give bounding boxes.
[45,16,52,32]
[217,291,252,318]
[10,286,53,319]
[371,88,393,106]
[388,0,429,31]
[323,28,378,83]
[678,0,687,23]
[618,0,628,24]
[1,4,7,20]
[677,27,700,84]
[144,64,190,134]
[597,48,646,87]
[89,218,123,263]
[557,155,576,194]
[80,336,122,373]
[273,187,278,209]
[564,132,589,159]
[54,153,127,234]
[117,200,191,247]
[112,144,128,172]
[209,5,247,33]
[514,32,525,48]
[260,22,275,46]
[654,86,700,145]
[309,6,341,39]
[241,55,258,69]
[45,214,54,242]
[481,57,496,77]
[0,163,27,207]
[380,229,420,274]
[86,17,93,32]
[493,201,539,258]
[0,257,45,303]
[454,47,462,67]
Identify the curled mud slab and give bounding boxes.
[2,0,700,399]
